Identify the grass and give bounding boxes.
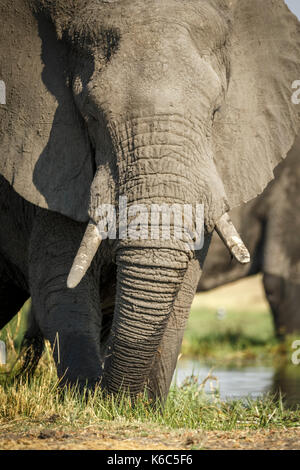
[182,275,298,363]
[0,275,299,442]
[0,300,31,365]
[0,344,299,434]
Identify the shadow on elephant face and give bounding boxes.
[32,13,95,222]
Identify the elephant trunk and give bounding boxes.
[65,114,250,398]
[95,117,201,395]
[102,244,190,396]
[67,116,250,290]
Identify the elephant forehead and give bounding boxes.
[69,0,230,52]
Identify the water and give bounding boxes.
[174,359,300,408]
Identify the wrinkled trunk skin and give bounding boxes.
[148,255,207,401]
[93,117,207,399]
[102,245,192,397]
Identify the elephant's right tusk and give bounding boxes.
[215,213,251,264]
[67,221,102,289]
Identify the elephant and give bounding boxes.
[0,0,299,401]
[197,135,300,337]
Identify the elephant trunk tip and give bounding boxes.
[67,221,102,289]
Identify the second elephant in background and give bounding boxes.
[198,137,300,337]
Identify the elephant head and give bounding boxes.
[0,0,299,398]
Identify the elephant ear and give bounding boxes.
[213,0,300,210]
[0,1,93,222]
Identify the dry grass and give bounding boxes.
[0,276,299,449]
[0,341,299,435]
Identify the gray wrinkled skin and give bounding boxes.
[0,0,299,400]
[198,136,300,337]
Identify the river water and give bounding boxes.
[174,359,300,408]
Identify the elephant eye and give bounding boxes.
[99,28,121,63]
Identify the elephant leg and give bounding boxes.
[0,254,29,330]
[148,259,202,401]
[263,273,300,338]
[28,211,103,389]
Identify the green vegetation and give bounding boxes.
[0,344,299,434]
[182,276,299,363]
[0,276,299,439]
[0,300,30,356]
[182,305,288,362]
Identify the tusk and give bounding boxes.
[215,213,250,264]
[67,220,102,289]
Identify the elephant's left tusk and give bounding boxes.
[67,221,102,289]
[215,213,250,264]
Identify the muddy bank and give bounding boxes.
[1,426,300,450]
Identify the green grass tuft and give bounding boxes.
[1,277,299,437]
[0,341,299,433]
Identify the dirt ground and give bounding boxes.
[0,425,300,450]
